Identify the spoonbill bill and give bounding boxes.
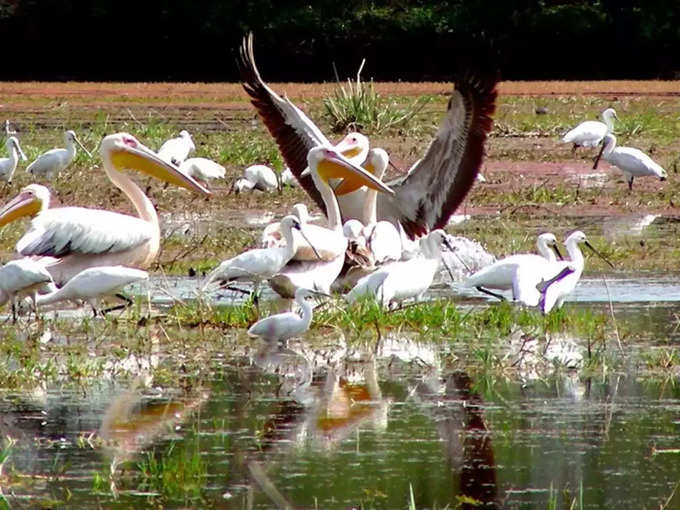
[27,130,91,179]
[593,134,667,190]
[0,133,210,285]
[0,136,27,182]
[157,130,195,166]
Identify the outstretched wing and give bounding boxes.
[238,32,328,213]
[17,207,154,257]
[377,72,498,238]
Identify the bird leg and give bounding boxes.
[475,286,506,301]
[100,293,134,315]
[628,177,634,191]
[11,301,17,323]
[571,144,578,154]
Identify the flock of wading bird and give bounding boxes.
[1,33,666,341]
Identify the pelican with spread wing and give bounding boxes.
[239,33,498,238]
[0,133,210,285]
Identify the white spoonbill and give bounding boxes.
[540,231,614,314]
[35,266,148,316]
[562,108,617,149]
[0,136,27,182]
[157,130,195,166]
[237,164,279,192]
[179,157,225,188]
[239,33,496,237]
[0,133,210,285]
[247,287,325,343]
[464,233,564,306]
[0,258,54,321]
[345,229,453,308]
[27,130,91,179]
[280,167,298,187]
[261,203,309,248]
[593,134,667,190]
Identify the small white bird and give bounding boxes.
[594,134,667,190]
[0,258,54,321]
[562,108,617,154]
[35,265,148,316]
[280,167,298,187]
[178,157,225,188]
[0,136,27,182]
[261,203,309,248]
[157,130,195,166]
[234,164,279,193]
[541,231,613,313]
[464,233,564,306]
[247,287,324,343]
[27,130,91,179]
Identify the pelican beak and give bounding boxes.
[110,143,211,196]
[552,243,564,261]
[0,189,42,227]
[74,135,93,158]
[584,240,615,268]
[316,151,394,196]
[333,161,375,196]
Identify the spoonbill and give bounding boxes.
[35,266,148,317]
[239,32,497,238]
[157,130,195,166]
[0,133,210,285]
[593,134,667,190]
[280,167,298,187]
[0,136,27,182]
[27,130,91,179]
[247,287,326,344]
[540,231,614,314]
[178,157,225,188]
[562,108,617,168]
[260,203,309,248]
[464,233,564,306]
[345,229,454,308]
[0,258,54,321]
[233,164,278,193]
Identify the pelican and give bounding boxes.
[239,32,497,238]
[247,287,325,344]
[562,108,617,165]
[541,231,614,314]
[178,157,225,188]
[593,134,667,190]
[157,130,195,166]
[345,229,453,308]
[35,266,148,317]
[269,146,393,297]
[0,133,210,285]
[464,233,563,305]
[27,130,91,179]
[0,258,54,321]
[0,136,27,182]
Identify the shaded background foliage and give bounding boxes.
[0,0,678,81]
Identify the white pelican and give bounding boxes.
[27,130,91,179]
[562,108,617,166]
[0,136,27,182]
[0,258,54,321]
[464,233,563,305]
[593,134,667,190]
[346,229,453,308]
[239,32,497,238]
[179,157,225,188]
[157,130,195,166]
[35,266,148,317]
[541,231,613,314]
[202,215,312,292]
[0,133,210,285]
[269,146,394,297]
[247,287,325,343]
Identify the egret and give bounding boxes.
[239,32,497,238]
[562,108,617,165]
[247,287,326,344]
[0,133,210,285]
[178,157,225,188]
[345,229,454,308]
[0,258,54,321]
[464,233,564,306]
[27,130,91,179]
[157,130,195,166]
[35,266,148,317]
[0,136,27,182]
[541,231,614,314]
[593,134,667,190]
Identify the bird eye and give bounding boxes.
[123,136,137,148]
